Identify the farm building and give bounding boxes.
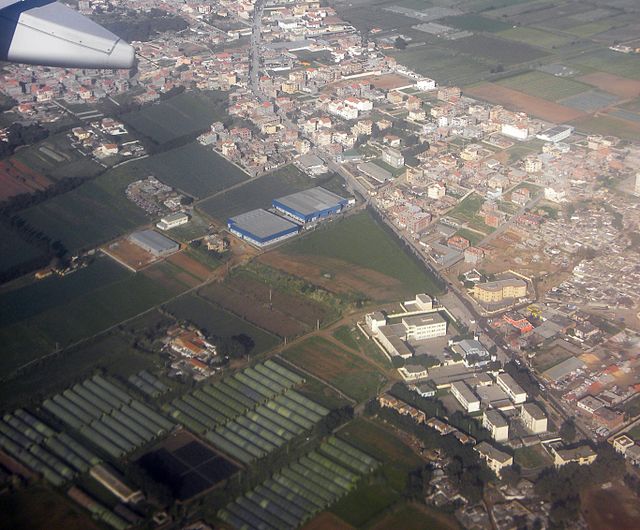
[228,209,299,247]
[128,230,179,257]
[272,187,350,224]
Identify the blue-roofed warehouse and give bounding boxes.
[227,209,299,247]
[272,186,349,224]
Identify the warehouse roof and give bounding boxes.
[228,209,298,239]
[274,187,346,216]
[129,230,178,253]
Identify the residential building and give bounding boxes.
[553,445,597,468]
[520,403,547,434]
[474,442,513,477]
[381,147,404,169]
[473,279,527,304]
[483,409,509,442]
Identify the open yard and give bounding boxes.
[282,336,385,402]
[121,90,229,145]
[514,445,552,470]
[268,211,443,301]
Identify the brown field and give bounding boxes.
[226,273,332,327]
[365,73,414,90]
[167,251,212,281]
[302,512,355,530]
[102,238,159,271]
[259,252,403,301]
[0,158,51,201]
[143,260,201,291]
[582,481,640,530]
[200,282,306,337]
[465,83,585,122]
[578,72,640,99]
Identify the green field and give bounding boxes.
[497,26,573,50]
[283,211,444,297]
[0,225,46,274]
[441,14,511,33]
[568,49,640,80]
[164,293,280,355]
[139,142,249,199]
[497,71,590,101]
[121,90,228,145]
[448,34,548,65]
[565,20,620,38]
[454,227,484,246]
[514,445,552,469]
[0,258,188,375]
[447,193,484,224]
[19,165,148,252]
[282,336,385,403]
[570,113,640,140]
[199,164,333,220]
[388,46,490,87]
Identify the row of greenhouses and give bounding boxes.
[127,370,168,398]
[218,436,379,529]
[0,408,101,488]
[164,360,324,464]
[43,375,173,459]
[69,485,130,530]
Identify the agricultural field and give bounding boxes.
[448,34,548,65]
[370,503,460,530]
[0,157,52,201]
[577,73,640,99]
[219,435,379,529]
[198,266,340,338]
[568,49,640,80]
[496,26,573,50]
[497,71,590,102]
[121,90,228,145]
[139,143,249,199]
[0,257,187,375]
[164,293,281,356]
[19,165,149,252]
[267,211,443,301]
[0,225,47,275]
[440,14,511,33]
[137,432,238,501]
[570,113,640,141]
[198,164,334,221]
[281,336,385,402]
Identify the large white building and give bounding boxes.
[451,381,480,413]
[402,313,447,340]
[520,403,547,434]
[483,409,509,442]
[156,211,189,231]
[497,373,527,404]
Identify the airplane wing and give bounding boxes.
[0,0,134,69]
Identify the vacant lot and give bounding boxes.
[0,158,51,201]
[497,71,590,101]
[199,164,323,221]
[448,193,484,224]
[164,293,280,355]
[448,34,547,65]
[570,113,640,140]
[282,336,385,402]
[122,90,228,145]
[140,143,248,199]
[465,83,585,122]
[371,503,460,530]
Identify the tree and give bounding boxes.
[559,418,576,443]
[394,37,407,49]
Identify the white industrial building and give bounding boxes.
[451,381,480,413]
[402,313,447,341]
[520,403,548,434]
[483,409,509,442]
[156,211,190,231]
[497,373,527,404]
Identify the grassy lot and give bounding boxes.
[448,34,548,65]
[333,325,391,367]
[565,20,618,38]
[121,90,228,145]
[387,46,490,87]
[283,211,444,297]
[199,164,324,221]
[19,165,149,252]
[570,114,640,140]
[568,49,640,80]
[282,336,385,402]
[139,142,248,199]
[497,27,573,50]
[454,227,484,246]
[447,193,484,224]
[167,210,214,243]
[514,445,552,469]
[370,503,460,530]
[164,293,280,355]
[332,325,360,351]
[296,377,353,411]
[441,14,511,33]
[0,225,46,275]
[497,71,590,101]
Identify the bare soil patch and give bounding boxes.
[578,72,640,99]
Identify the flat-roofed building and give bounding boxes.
[451,381,480,413]
[402,313,447,341]
[376,325,413,359]
[90,464,144,504]
[128,230,179,257]
[577,395,605,414]
[156,211,189,231]
[552,445,596,468]
[381,147,404,168]
[475,442,512,477]
[483,409,509,442]
[451,339,491,368]
[521,402,547,434]
[272,186,348,224]
[497,373,527,404]
[358,161,392,183]
[613,434,635,455]
[398,364,429,381]
[227,209,299,247]
[473,279,527,304]
[365,311,386,333]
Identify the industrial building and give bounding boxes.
[402,313,447,340]
[272,187,350,224]
[227,209,299,247]
[536,125,574,143]
[497,373,527,404]
[128,230,179,257]
[156,211,189,231]
[358,161,392,183]
[483,409,509,442]
[451,381,480,413]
